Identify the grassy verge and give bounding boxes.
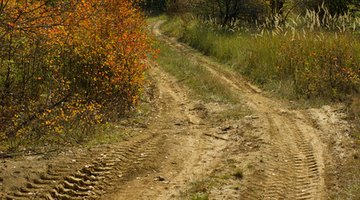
[330,97,360,199]
[0,123,129,156]
[349,95,360,140]
[161,16,360,104]
[156,42,239,103]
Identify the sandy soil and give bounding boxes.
[0,20,357,200]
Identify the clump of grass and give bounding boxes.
[192,194,209,200]
[184,180,211,200]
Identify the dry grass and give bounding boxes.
[349,95,360,140]
[161,11,360,102]
[180,180,211,200]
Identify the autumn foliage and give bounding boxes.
[0,0,153,149]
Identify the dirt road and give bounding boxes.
[150,20,326,200]
[0,20,354,200]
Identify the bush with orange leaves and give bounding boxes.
[0,0,154,151]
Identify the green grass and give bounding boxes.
[161,16,360,103]
[156,42,239,103]
[180,180,212,200]
[83,124,131,147]
[146,15,167,24]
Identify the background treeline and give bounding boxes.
[142,0,360,22]
[0,0,153,151]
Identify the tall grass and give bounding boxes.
[161,10,360,101]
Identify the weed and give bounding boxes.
[182,180,211,200]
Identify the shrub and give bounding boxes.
[0,0,154,150]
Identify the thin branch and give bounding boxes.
[5,92,73,139]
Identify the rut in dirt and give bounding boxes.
[153,20,326,200]
[4,133,163,200]
[101,60,232,200]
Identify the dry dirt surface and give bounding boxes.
[0,20,356,200]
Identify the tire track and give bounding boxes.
[153,20,326,199]
[5,133,162,200]
[289,117,322,200]
[101,54,230,200]
[253,115,296,200]
[240,113,322,200]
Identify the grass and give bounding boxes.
[146,15,167,24]
[180,180,212,200]
[331,155,360,200]
[83,124,131,147]
[192,194,209,200]
[161,16,360,103]
[349,95,360,140]
[0,114,143,154]
[156,42,239,103]
[0,123,127,155]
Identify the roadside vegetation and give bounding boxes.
[161,11,360,103]
[0,0,154,153]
